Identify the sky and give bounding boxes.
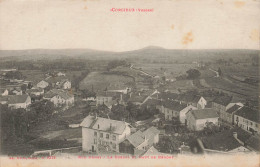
[0,0,259,51]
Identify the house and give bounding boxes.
[141,99,161,110]
[234,106,260,134]
[0,88,8,96]
[161,100,187,121]
[222,104,243,125]
[43,89,74,107]
[128,90,158,106]
[119,126,160,155]
[179,105,198,125]
[57,72,66,76]
[194,96,207,109]
[45,76,71,89]
[80,115,131,153]
[59,80,71,90]
[186,108,219,131]
[36,80,49,89]
[8,94,31,109]
[11,88,23,95]
[212,96,232,115]
[96,91,124,107]
[26,87,44,96]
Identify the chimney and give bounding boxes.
[120,94,123,101]
[180,101,182,104]
[95,113,98,119]
[130,92,132,98]
[144,135,147,141]
[139,92,140,96]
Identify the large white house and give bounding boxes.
[160,100,197,124]
[8,94,31,109]
[80,115,131,153]
[186,108,219,131]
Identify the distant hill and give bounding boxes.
[0,47,259,61]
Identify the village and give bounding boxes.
[0,52,259,158]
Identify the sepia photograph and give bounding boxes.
[0,0,259,167]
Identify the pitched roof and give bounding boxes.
[143,126,160,145]
[0,88,8,94]
[142,99,161,106]
[162,100,187,111]
[189,109,219,120]
[213,96,232,106]
[126,130,146,147]
[26,87,43,93]
[235,106,260,123]
[8,94,30,104]
[80,115,128,135]
[125,126,160,148]
[128,94,147,103]
[226,104,241,114]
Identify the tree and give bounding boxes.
[186,69,201,79]
[218,67,222,76]
[30,100,55,121]
[5,71,24,80]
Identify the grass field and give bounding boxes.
[79,71,134,91]
[134,63,197,78]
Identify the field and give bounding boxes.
[162,80,195,91]
[133,63,197,78]
[79,71,134,91]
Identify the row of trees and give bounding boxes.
[0,100,55,144]
[106,60,128,71]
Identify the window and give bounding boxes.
[94,139,97,144]
[256,124,258,128]
[112,135,116,141]
[94,131,97,136]
[106,134,109,139]
[100,133,103,138]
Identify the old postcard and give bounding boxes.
[0,0,259,167]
